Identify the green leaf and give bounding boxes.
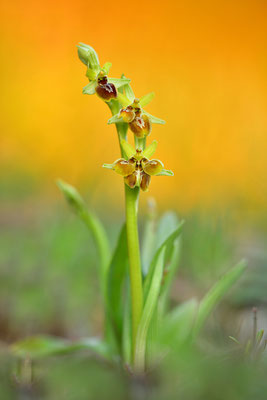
[108,77,131,88]
[139,92,155,107]
[11,335,111,360]
[122,280,132,365]
[193,260,247,337]
[144,220,184,300]
[157,169,174,176]
[142,140,158,160]
[134,247,165,371]
[143,111,165,124]
[107,224,129,350]
[159,299,198,349]
[57,180,111,300]
[83,81,97,95]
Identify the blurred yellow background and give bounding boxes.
[1,0,267,212]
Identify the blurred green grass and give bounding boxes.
[0,183,267,399]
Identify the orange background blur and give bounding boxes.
[1,0,267,212]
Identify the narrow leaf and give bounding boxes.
[193,260,247,337]
[135,247,165,371]
[107,224,129,349]
[57,180,111,299]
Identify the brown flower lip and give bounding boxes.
[95,75,117,102]
[113,150,163,191]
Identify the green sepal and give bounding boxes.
[82,81,97,95]
[124,83,135,103]
[142,140,158,159]
[120,140,135,159]
[157,169,174,176]
[139,92,155,107]
[143,111,165,125]
[117,92,131,107]
[108,113,123,125]
[102,163,114,170]
[102,62,112,75]
[108,77,131,89]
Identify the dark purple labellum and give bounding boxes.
[95,82,117,102]
[129,114,151,138]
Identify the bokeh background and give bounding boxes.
[0,0,267,398]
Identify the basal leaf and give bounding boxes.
[134,247,165,371]
[193,260,247,337]
[107,224,129,350]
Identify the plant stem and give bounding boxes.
[125,185,143,358]
[108,99,144,364]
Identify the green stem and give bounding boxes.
[125,185,143,358]
[108,99,143,363]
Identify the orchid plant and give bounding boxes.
[11,43,246,378]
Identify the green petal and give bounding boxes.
[121,139,135,159]
[139,92,155,107]
[143,159,164,176]
[108,77,131,88]
[83,81,97,95]
[108,113,122,124]
[143,111,165,124]
[102,62,112,74]
[142,140,158,159]
[156,169,174,176]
